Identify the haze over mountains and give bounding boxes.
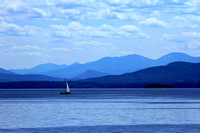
[10,63,68,75]
[9,52,200,79]
[0,73,62,82]
[81,62,200,85]
[1,61,200,88]
[0,67,62,82]
[74,70,109,80]
[0,68,15,75]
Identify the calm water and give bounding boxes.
[1,88,200,129]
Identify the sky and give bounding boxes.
[0,0,200,69]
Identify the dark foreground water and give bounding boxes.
[1,88,200,133]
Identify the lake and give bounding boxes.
[1,88,200,132]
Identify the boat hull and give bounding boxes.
[60,92,71,94]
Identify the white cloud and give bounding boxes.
[174,15,200,28]
[7,45,43,57]
[0,0,198,22]
[187,40,200,48]
[0,21,43,36]
[172,0,180,3]
[74,41,116,51]
[0,0,196,23]
[19,51,44,57]
[187,15,200,22]
[0,0,27,12]
[161,34,184,43]
[139,18,168,27]
[119,25,149,38]
[174,16,186,21]
[185,0,200,6]
[0,37,16,46]
[10,45,40,50]
[74,41,112,47]
[0,0,167,21]
[104,0,160,7]
[51,22,148,39]
[32,8,51,17]
[59,9,81,15]
[119,25,141,33]
[182,32,200,38]
[0,43,7,46]
[3,0,200,69]
[0,21,25,35]
[52,48,69,52]
[161,31,200,45]
[100,24,115,31]
[178,24,199,28]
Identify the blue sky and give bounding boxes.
[0,0,200,69]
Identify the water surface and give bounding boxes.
[1,88,200,129]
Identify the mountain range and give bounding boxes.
[9,52,200,79]
[10,63,68,75]
[82,61,200,83]
[0,73,63,82]
[0,68,63,82]
[1,61,200,88]
[0,68,15,75]
[72,62,200,88]
[74,70,109,80]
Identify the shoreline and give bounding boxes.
[1,81,200,89]
[1,124,200,133]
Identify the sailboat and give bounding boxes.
[60,79,71,94]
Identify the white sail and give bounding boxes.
[65,80,70,93]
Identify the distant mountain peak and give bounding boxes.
[157,52,200,63]
[80,62,200,86]
[0,68,15,75]
[8,52,200,79]
[9,63,68,75]
[160,52,191,58]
